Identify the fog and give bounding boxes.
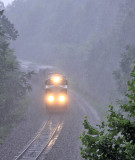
[4,0,135,113]
[1,1,135,159]
[1,0,13,7]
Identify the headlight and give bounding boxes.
[54,76,60,82]
[59,95,66,102]
[47,95,54,102]
[51,76,62,84]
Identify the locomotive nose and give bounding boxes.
[45,73,68,111]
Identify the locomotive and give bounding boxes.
[44,73,68,111]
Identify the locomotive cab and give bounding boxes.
[44,73,68,111]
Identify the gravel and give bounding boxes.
[42,94,100,160]
[0,92,100,160]
[0,100,47,160]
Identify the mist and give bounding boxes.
[4,0,131,110]
[1,0,135,159]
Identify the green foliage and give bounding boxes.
[80,62,135,160]
[0,9,18,40]
[113,46,135,95]
[0,10,33,143]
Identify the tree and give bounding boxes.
[80,61,135,160]
[113,45,135,95]
[0,10,32,122]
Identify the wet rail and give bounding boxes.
[14,116,62,160]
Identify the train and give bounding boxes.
[44,73,68,112]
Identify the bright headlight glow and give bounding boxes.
[48,95,54,102]
[53,76,60,83]
[59,95,66,102]
[51,75,63,84]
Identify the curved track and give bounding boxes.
[14,116,62,160]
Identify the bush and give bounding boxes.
[80,61,135,160]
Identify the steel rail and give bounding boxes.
[14,116,61,160]
[15,117,50,160]
[35,120,61,160]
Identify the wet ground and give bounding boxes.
[0,92,100,160]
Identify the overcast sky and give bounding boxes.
[1,0,14,6]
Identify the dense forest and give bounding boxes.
[0,6,32,143]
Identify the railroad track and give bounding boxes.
[14,116,62,160]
